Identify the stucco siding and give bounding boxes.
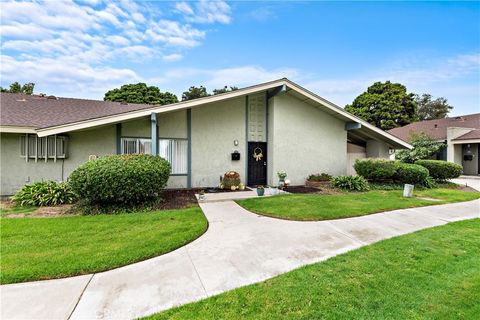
[121,117,150,137]
[191,97,246,187]
[268,94,347,185]
[1,126,116,195]
[366,140,391,159]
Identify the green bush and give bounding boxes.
[416,160,463,181]
[222,171,241,189]
[354,159,397,181]
[307,173,332,182]
[12,181,76,206]
[69,154,171,206]
[331,175,370,192]
[394,163,430,186]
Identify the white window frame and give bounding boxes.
[120,137,188,175]
[20,134,67,162]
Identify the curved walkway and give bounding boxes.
[1,199,479,320]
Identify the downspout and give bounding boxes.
[187,109,192,188]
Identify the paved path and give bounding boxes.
[2,198,479,320]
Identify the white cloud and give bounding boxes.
[162,53,183,62]
[177,0,232,24]
[146,20,205,47]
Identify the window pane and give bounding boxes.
[159,139,187,174]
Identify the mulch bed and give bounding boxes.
[158,189,198,210]
[283,186,324,194]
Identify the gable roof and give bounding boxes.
[0,78,412,149]
[452,129,480,141]
[388,113,480,142]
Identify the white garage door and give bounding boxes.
[347,143,366,175]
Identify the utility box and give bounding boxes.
[403,184,414,198]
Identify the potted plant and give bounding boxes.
[256,185,265,196]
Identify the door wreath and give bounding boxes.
[253,147,263,161]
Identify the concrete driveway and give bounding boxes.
[2,198,479,320]
[452,176,480,191]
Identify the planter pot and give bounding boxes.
[256,188,265,196]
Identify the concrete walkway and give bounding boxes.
[2,198,479,320]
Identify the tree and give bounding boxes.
[104,83,178,105]
[213,86,239,95]
[0,82,35,95]
[181,86,210,101]
[415,93,453,121]
[396,133,446,163]
[345,81,417,130]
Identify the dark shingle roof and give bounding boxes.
[0,93,158,129]
[388,113,480,141]
[452,129,480,141]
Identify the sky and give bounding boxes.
[1,0,479,116]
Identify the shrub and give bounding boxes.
[222,171,241,189]
[331,175,369,192]
[394,162,430,186]
[12,181,76,206]
[396,133,446,163]
[69,154,170,206]
[307,173,332,182]
[354,159,397,181]
[416,160,463,181]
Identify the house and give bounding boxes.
[388,113,480,175]
[0,78,411,195]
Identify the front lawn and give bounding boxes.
[237,188,479,221]
[0,207,208,284]
[148,218,480,319]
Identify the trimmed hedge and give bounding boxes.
[354,158,431,186]
[354,159,397,181]
[394,163,430,185]
[12,181,76,206]
[69,154,171,205]
[331,175,369,192]
[416,160,463,181]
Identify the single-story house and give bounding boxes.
[0,78,411,195]
[388,113,480,175]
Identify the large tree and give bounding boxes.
[104,83,178,105]
[0,82,35,95]
[415,93,453,121]
[345,81,417,130]
[181,86,210,101]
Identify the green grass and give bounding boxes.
[0,207,208,284]
[0,205,36,216]
[148,218,480,320]
[237,188,480,221]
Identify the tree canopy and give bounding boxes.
[1,82,35,95]
[395,133,445,163]
[212,86,239,95]
[345,81,417,130]
[104,83,178,105]
[181,86,210,101]
[415,93,453,121]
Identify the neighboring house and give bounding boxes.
[388,113,480,175]
[0,78,411,195]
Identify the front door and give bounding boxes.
[248,142,267,186]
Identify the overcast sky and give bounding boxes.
[1,1,479,115]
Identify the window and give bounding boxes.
[121,138,152,155]
[120,137,188,174]
[20,134,67,161]
[159,139,188,174]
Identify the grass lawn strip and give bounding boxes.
[237,188,480,221]
[148,218,480,319]
[0,207,207,284]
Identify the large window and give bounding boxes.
[120,138,188,174]
[20,134,67,161]
[159,139,188,174]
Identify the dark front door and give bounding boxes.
[248,142,267,186]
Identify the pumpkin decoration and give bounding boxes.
[223,171,241,190]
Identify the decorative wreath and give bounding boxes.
[253,147,263,161]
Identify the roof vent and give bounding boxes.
[434,124,438,128]
[455,116,464,121]
[47,95,57,100]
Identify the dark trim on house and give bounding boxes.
[245,95,249,185]
[116,123,122,154]
[187,108,192,188]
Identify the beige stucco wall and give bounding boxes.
[1,125,116,195]
[267,94,347,185]
[121,117,150,138]
[158,110,188,139]
[191,97,246,187]
[366,140,391,159]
